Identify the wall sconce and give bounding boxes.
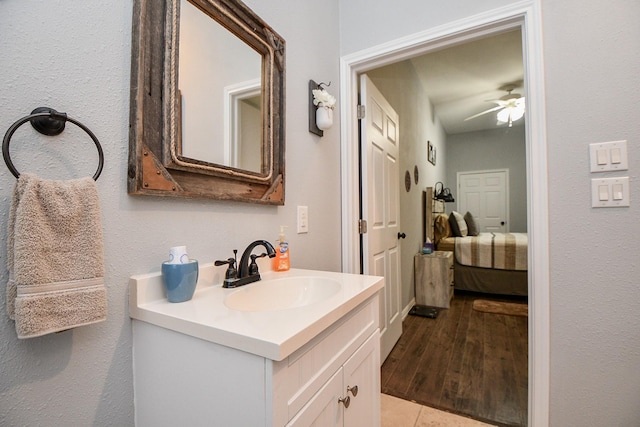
[434,181,455,203]
[309,80,336,136]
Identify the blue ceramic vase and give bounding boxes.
[161,260,199,303]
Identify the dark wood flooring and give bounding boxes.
[381,291,528,426]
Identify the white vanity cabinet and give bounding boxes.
[287,331,379,426]
[131,290,381,426]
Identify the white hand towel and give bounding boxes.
[6,173,107,338]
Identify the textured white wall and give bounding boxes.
[542,0,640,425]
[340,0,640,424]
[338,0,515,55]
[0,0,342,425]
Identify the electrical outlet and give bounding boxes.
[297,206,309,233]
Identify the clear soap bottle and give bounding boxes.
[273,226,290,271]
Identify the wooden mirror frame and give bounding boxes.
[128,0,286,204]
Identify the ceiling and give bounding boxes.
[408,29,524,135]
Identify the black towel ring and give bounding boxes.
[2,107,104,181]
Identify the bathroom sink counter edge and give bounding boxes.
[129,265,384,361]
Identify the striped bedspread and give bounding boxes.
[454,232,528,271]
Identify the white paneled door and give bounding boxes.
[457,169,509,232]
[360,75,402,364]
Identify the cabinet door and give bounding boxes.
[287,369,343,427]
[343,332,381,427]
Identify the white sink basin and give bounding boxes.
[224,276,341,312]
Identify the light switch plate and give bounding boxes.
[297,206,309,233]
[591,177,630,207]
[589,140,628,172]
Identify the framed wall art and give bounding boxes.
[427,141,436,165]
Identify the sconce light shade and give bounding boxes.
[309,79,336,136]
[315,106,333,130]
[434,181,455,203]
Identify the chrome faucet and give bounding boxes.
[215,240,276,288]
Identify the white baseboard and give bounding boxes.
[402,299,416,320]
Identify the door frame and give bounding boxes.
[338,2,550,426]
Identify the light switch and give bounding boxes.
[612,183,623,200]
[611,148,622,164]
[596,149,608,165]
[598,185,609,201]
[589,140,628,172]
[592,177,630,207]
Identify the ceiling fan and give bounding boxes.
[464,84,525,127]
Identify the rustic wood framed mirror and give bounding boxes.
[128,0,285,204]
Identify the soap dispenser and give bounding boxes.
[273,226,290,271]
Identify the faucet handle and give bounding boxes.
[214,257,235,267]
[215,254,238,280]
[248,254,261,276]
[249,253,270,275]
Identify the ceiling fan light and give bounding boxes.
[511,105,525,121]
[496,103,525,125]
[496,108,512,124]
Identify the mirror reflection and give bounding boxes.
[178,0,263,173]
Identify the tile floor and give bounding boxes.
[381,394,497,427]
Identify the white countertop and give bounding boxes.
[129,264,384,361]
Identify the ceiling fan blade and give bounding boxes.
[464,105,504,121]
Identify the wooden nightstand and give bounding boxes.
[414,251,454,308]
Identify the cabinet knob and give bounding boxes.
[347,385,358,397]
[397,232,406,239]
[338,395,351,408]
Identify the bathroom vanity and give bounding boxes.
[129,265,384,426]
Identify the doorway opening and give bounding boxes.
[339,3,549,426]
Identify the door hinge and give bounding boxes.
[357,105,365,119]
[358,219,368,234]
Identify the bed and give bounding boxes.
[434,212,528,296]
